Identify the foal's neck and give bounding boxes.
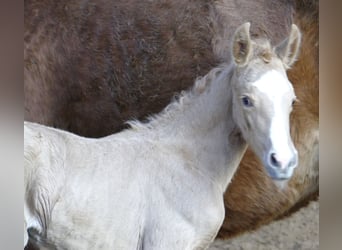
[183,65,247,190]
[146,64,247,191]
[150,65,235,135]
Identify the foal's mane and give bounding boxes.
[126,64,231,131]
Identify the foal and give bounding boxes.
[24,23,301,249]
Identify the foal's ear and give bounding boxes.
[232,22,252,66]
[275,24,302,69]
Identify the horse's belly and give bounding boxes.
[44,182,145,249]
[46,231,137,250]
[46,211,142,250]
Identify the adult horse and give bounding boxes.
[25,23,301,249]
[24,0,318,240]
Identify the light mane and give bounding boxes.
[127,64,231,132]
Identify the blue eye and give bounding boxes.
[242,96,253,107]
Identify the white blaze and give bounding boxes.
[252,70,295,167]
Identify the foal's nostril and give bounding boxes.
[270,153,281,167]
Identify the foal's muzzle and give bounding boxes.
[265,150,298,180]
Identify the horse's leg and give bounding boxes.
[141,229,215,250]
[24,201,31,247]
[24,220,28,247]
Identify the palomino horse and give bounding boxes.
[24,23,301,249]
[24,0,318,240]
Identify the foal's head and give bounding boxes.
[230,23,301,180]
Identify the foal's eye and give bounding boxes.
[242,96,253,107]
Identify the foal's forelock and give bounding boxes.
[250,38,274,63]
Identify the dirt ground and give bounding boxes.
[208,200,319,250]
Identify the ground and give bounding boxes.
[209,200,319,250]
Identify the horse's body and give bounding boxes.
[24,24,301,249]
[24,0,294,136]
[24,0,318,239]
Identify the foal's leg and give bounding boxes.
[141,225,216,250]
[24,220,28,247]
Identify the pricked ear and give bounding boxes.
[232,22,252,66]
[275,24,302,69]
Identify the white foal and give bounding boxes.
[24,23,301,249]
